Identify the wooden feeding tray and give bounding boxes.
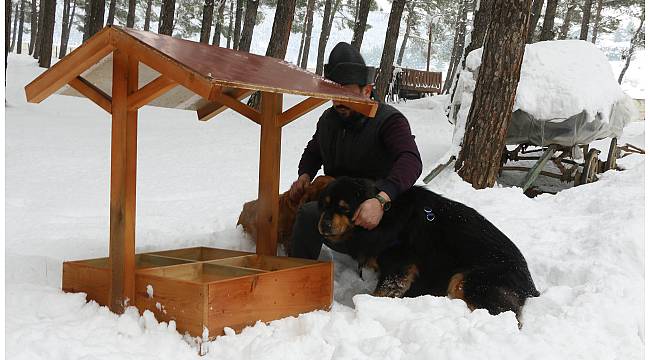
[24,26,377,338]
[63,247,332,336]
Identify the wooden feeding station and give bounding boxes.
[24,26,378,337]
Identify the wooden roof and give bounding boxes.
[25,26,378,121]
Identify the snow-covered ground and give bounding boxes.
[5,53,646,359]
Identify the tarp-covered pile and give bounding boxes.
[450,40,640,147]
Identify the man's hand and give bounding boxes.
[289,174,311,202]
[352,192,390,230]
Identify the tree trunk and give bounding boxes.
[143,0,152,30]
[17,0,25,54]
[455,0,532,189]
[464,0,493,57]
[200,0,215,43]
[315,0,334,75]
[60,0,74,57]
[213,0,224,45]
[558,1,576,39]
[265,0,297,59]
[618,10,644,84]
[126,0,136,27]
[86,0,106,40]
[11,2,19,52]
[38,0,55,68]
[426,22,432,71]
[526,0,543,42]
[59,0,70,57]
[106,0,115,25]
[539,0,558,41]
[579,0,592,40]
[28,0,37,53]
[300,0,315,68]
[6,0,11,77]
[296,19,306,65]
[350,0,370,50]
[238,0,259,51]
[396,1,415,66]
[443,0,468,94]
[159,0,176,35]
[226,0,233,48]
[233,0,243,50]
[590,0,602,43]
[375,0,406,101]
[32,0,44,59]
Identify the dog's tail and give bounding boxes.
[448,265,537,326]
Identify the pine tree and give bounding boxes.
[212,0,225,45]
[579,0,593,40]
[238,0,259,51]
[456,0,532,189]
[233,0,243,49]
[11,2,19,52]
[590,0,603,42]
[527,0,543,42]
[38,0,55,68]
[32,0,44,58]
[350,0,370,49]
[28,0,37,53]
[558,0,577,39]
[540,0,558,40]
[442,0,469,94]
[126,0,135,26]
[315,0,341,75]
[375,0,406,100]
[200,0,214,42]
[143,0,153,30]
[618,8,644,84]
[60,0,75,57]
[226,0,233,47]
[106,0,116,24]
[17,0,26,54]
[159,0,176,35]
[299,0,315,68]
[396,1,416,66]
[85,0,106,40]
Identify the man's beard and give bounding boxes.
[334,105,353,118]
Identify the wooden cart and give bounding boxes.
[24,26,378,337]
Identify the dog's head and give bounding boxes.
[317,177,376,241]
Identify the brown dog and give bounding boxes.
[237,175,334,252]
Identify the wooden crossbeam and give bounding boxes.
[68,76,113,114]
[25,27,114,103]
[337,100,378,118]
[206,88,261,124]
[278,97,329,127]
[127,75,176,110]
[112,29,213,100]
[197,89,255,122]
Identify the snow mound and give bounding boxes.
[466,40,630,122]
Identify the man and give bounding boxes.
[289,42,423,260]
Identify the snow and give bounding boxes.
[465,40,630,123]
[5,54,646,359]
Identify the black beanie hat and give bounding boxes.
[324,42,376,86]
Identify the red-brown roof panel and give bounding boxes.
[119,27,373,104]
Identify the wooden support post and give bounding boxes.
[520,144,557,192]
[108,49,138,313]
[255,91,283,256]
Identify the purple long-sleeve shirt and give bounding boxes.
[298,112,423,200]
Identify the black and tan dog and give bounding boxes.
[318,176,540,324]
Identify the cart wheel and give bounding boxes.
[580,148,600,184]
[605,137,618,171]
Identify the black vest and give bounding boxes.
[317,103,402,180]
